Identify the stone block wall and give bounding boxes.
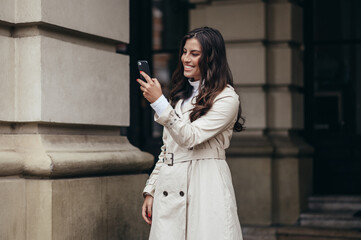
[0,0,153,239]
[0,175,150,239]
[1,0,129,126]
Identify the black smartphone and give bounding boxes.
[137,60,151,81]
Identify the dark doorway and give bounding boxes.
[129,0,189,168]
[304,0,361,194]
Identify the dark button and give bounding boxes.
[163,191,168,197]
[179,191,184,197]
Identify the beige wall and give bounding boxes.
[3,0,129,42]
[0,0,153,239]
[0,0,149,175]
[190,0,313,226]
[1,1,130,126]
[0,175,150,240]
[0,35,15,121]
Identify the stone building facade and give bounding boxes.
[0,0,313,239]
[1,0,360,239]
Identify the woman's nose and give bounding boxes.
[184,54,191,62]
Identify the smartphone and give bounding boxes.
[137,60,151,81]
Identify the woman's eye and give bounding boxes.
[192,54,199,57]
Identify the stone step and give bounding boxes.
[308,195,361,211]
[277,226,361,240]
[300,210,361,229]
[242,225,361,240]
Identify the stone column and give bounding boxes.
[0,1,153,239]
[190,0,313,226]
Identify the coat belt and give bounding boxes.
[162,148,226,166]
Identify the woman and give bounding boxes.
[137,27,244,240]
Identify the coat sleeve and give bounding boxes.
[154,88,239,149]
[142,133,166,197]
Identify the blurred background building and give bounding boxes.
[0,0,360,239]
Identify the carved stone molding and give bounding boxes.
[0,134,154,177]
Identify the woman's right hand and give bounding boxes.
[142,195,154,225]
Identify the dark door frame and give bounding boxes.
[128,0,191,170]
[304,0,361,194]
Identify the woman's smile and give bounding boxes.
[184,65,195,71]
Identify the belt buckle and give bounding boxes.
[165,153,174,166]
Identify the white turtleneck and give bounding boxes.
[150,79,200,116]
[182,79,200,108]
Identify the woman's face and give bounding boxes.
[181,38,202,81]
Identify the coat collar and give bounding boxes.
[175,97,197,118]
[182,97,196,114]
[174,99,184,117]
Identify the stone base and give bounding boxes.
[227,133,313,225]
[0,174,150,240]
[0,124,154,239]
[242,225,277,240]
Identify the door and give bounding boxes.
[304,0,361,194]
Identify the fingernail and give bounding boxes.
[148,213,151,217]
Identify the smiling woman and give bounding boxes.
[138,27,245,240]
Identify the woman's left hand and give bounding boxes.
[137,71,163,103]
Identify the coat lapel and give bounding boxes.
[174,97,196,119]
[174,98,196,117]
[181,97,196,114]
[174,99,184,118]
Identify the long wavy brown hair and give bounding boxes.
[170,27,245,131]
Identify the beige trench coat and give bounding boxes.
[143,85,243,240]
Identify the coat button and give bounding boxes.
[179,191,184,197]
[163,191,168,197]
